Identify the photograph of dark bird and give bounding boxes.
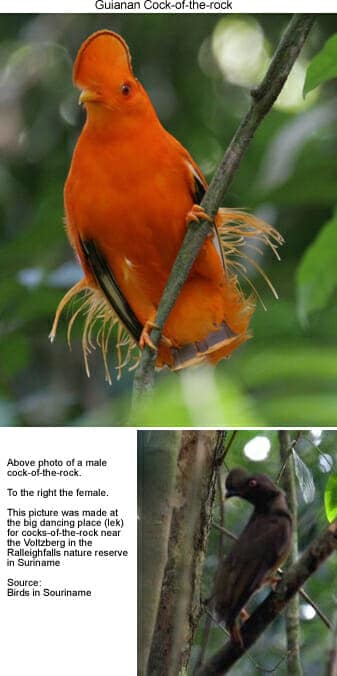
[214,467,293,646]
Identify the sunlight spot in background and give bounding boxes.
[275,60,318,112]
[211,18,269,87]
[300,603,316,620]
[311,428,323,444]
[211,18,317,112]
[180,367,257,426]
[319,453,333,473]
[181,367,224,426]
[17,267,43,288]
[244,435,271,461]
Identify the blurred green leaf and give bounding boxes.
[260,156,337,206]
[324,474,337,523]
[240,346,337,387]
[296,213,337,323]
[261,394,337,426]
[304,33,337,96]
[0,334,30,378]
[293,450,315,503]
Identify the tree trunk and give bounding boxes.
[146,430,222,676]
[279,431,303,676]
[138,430,182,675]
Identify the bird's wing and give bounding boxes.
[215,514,291,626]
[80,238,143,341]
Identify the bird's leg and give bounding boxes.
[239,608,250,623]
[230,622,244,649]
[185,204,213,226]
[139,305,173,351]
[139,318,159,351]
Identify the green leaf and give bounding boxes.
[324,474,337,523]
[304,33,337,96]
[293,450,315,503]
[296,214,337,323]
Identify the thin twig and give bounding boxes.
[276,431,302,484]
[203,607,288,674]
[299,588,332,631]
[131,14,316,411]
[216,430,237,467]
[194,459,227,673]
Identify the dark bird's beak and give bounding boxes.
[226,489,239,499]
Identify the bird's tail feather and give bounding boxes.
[215,208,284,309]
[49,281,140,383]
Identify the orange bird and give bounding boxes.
[50,30,282,381]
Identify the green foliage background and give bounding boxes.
[0,14,337,426]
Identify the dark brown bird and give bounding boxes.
[214,467,292,646]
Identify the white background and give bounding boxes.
[0,427,137,676]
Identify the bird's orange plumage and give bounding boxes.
[50,30,283,380]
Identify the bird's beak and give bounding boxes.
[226,489,239,499]
[79,89,101,105]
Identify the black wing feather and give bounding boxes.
[80,238,142,341]
[194,175,205,204]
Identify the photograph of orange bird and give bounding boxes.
[50,30,282,380]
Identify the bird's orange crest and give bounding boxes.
[74,30,132,89]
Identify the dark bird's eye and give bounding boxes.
[121,82,132,96]
[248,479,257,488]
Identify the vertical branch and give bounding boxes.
[193,462,227,674]
[326,612,337,676]
[138,430,182,675]
[279,430,303,676]
[147,431,221,676]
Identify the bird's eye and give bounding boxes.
[121,82,132,96]
[248,479,257,488]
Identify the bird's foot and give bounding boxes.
[185,204,213,226]
[230,623,244,649]
[269,574,282,590]
[139,320,160,351]
[139,321,173,351]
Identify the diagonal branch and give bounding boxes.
[131,14,315,409]
[195,519,337,675]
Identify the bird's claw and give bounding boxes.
[139,320,173,351]
[230,623,244,649]
[186,204,213,226]
[139,320,159,351]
